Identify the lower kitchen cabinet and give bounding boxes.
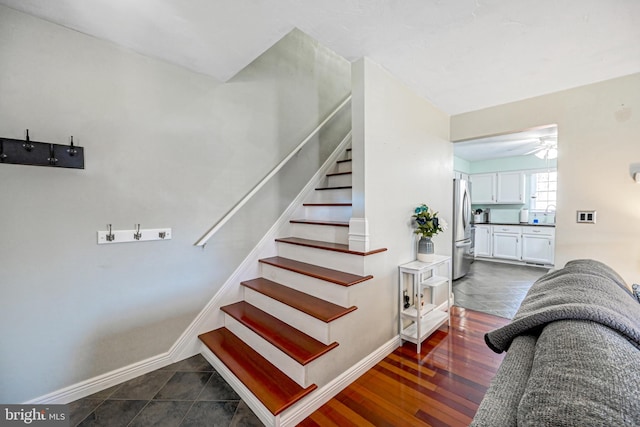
[521,227,555,264]
[492,226,521,260]
[475,225,492,257]
[475,225,555,266]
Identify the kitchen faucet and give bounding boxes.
[544,205,556,224]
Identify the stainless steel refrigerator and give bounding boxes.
[452,178,474,279]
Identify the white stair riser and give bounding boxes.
[260,263,350,307]
[326,173,352,188]
[276,243,366,276]
[309,188,352,204]
[243,287,333,344]
[336,161,352,174]
[302,205,352,222]
[223,315,308,388]
[289,223,349,244]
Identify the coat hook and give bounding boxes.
[67,136,78,156]
[106,224,115,242]
[23,129,34,152]
[134,224,142,240]
[47,144,58,165]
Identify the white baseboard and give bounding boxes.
[24,352,174,404]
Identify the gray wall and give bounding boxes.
[0,6,350,402]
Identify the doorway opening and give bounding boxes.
[452,124,558,318]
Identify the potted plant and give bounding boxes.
[412,204,447,261]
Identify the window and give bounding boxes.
[530,170,557,211]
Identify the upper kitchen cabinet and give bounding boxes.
[471,172,525,204]
[496,171,525,203]
[470,173,496,203]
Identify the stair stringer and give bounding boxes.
[170,132,352,362]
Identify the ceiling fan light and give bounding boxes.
[534,147,558,160]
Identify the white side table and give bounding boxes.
[398,256,452,353]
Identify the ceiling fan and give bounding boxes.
[523,136,558,159]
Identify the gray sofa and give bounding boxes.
[471,259,640,426]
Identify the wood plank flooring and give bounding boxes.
[299,306,510,426]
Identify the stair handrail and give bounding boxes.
[195,94,352,247]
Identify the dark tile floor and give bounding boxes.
[68,355,264,427]
[453,260,549,318]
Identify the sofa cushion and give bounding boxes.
[516,320,640,426]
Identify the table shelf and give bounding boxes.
[420,275,448,288]
[398,256,452,352]
[402,303,436,318]
[401,311,449,343]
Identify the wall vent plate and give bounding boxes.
[576,210,596,224]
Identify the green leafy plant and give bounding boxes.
[412,204,447,238]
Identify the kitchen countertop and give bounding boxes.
[473,222,555,228]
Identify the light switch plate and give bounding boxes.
[576,210,596,224]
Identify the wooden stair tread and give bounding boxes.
[303,203,352,207]
[199,328,317,415]
[242,277,357,322]
[326,171,352,177]
[336,159,352,164]
[290,219,349,227]
[222,301,338,365]
[275,237,387,256]
[259,256,373,287]
[315,185,352,191]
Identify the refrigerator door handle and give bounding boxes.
[456,240,472,248]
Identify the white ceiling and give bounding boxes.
[1,0,639,115]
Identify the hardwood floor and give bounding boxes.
[299,306,510,427]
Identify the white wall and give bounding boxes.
[351,58,452,344]
[0,7,350,402]
[451,73,640,284]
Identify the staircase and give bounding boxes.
[197,146,387,425]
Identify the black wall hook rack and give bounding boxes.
[0,130,84,169]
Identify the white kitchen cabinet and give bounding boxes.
[496,171,525,204]
[492,225,521,260]
[470,173,496,204]
[454,171,470,181]
[521,226,555,265]
[471,172,525,204]
[474,225,492,257]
